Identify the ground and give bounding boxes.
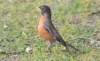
[0,0,100,61]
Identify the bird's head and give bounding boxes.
[37,5,51,15]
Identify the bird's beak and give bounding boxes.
[36,7,41,11]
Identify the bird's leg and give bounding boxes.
[47,41,52,57]
[47,41,52,52]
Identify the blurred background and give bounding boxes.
[0,0,100,61]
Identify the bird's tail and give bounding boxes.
[57,37,80,51]
[65,41,80,51]
[58,38,80,51]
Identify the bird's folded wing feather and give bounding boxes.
[43,21,67,45]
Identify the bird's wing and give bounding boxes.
[44,21,80,51]
[44,21,60,39]
[44,21,68,46]
[43,21,54,38]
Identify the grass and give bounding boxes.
[0,0,100,61]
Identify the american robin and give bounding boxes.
[37,5,79,52]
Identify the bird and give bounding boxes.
[37,5,80,52]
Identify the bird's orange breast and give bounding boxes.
[38,16,54,42]
[38,15,54,42]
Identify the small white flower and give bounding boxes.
[3,24,8,29]
[26,47,31,53]
[63,47,66,50]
